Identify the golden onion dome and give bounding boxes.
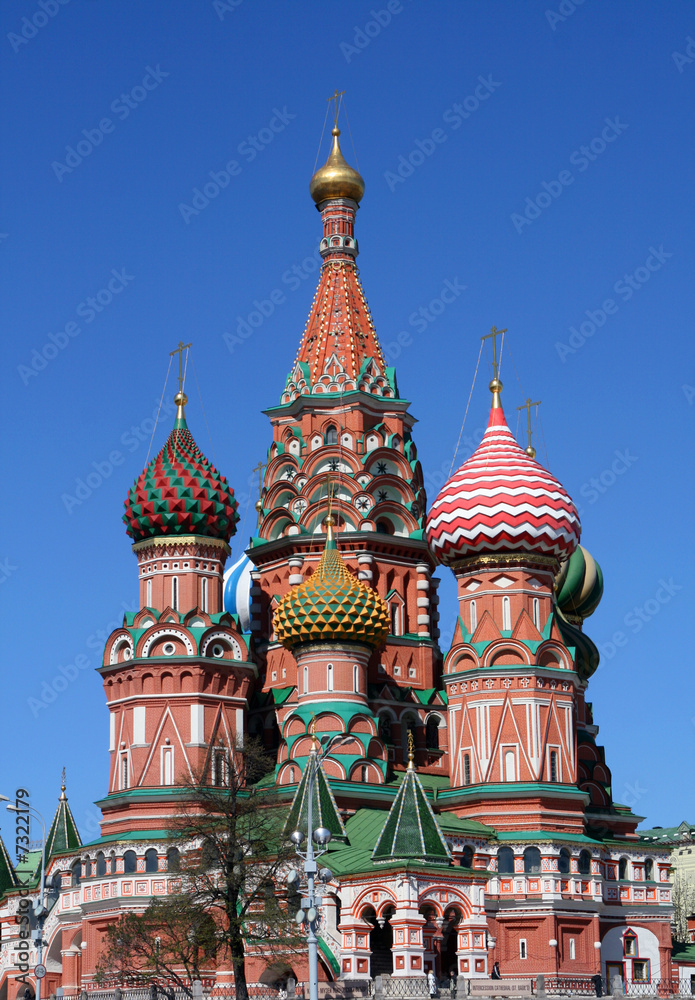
[274,520,388,649]
[309,128,365,205]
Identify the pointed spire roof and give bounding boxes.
[372,741,451,865]
[45,772,82,859]
[284,741,347,843]
[0,832,18,895]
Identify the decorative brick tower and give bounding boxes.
[98,390,255,836]
[249,125,445,783]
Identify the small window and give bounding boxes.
[470,600,477,632]
[619,857,629,881]
[166,847,180,872]
[569,938,576,961]
[120,753,129,790]
[524,846,541,874]
[502,596,511,631]
[96,852,106,877]
[145,849,159,873]
[498,847,514,874]
[632,960,649,982]
[327,663,334,692]
[353,664,360,693]
[390,603,401,636]
[532,598,540,629]
[558,848,570,874]
[549,750,558,782]
[519,939,527,960]
[146,579,153,606]
[123,850,137,874]
[461,846,474,869]
[463,753,471,786]
[201,577,209,613]
[172,577,179,610]
[644,858,654,881]
[289,767,295,784]
[624,933,636,957]
[504,749,516,782]
[578,850,591,876]
[71,861,81,886]
[162,747,174,786]
[213,749,229,787]
[325,425,338,445]
[426,717,440,750]
[379,715,392,744]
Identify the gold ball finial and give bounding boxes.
[325,514,335,527]
[489,378,503,394]
[525,445,537,458]
[255,500,263,512]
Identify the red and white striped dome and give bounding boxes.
[426,390,580,565]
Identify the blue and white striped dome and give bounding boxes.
[223,554,253,632]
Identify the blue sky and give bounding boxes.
[1,0,693,845]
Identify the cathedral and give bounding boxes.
[0,118,681,996]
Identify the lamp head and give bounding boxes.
[313,827,332,846]
[289,830,305,846]
[319,867,334,883]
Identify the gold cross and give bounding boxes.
[517,398,541,456]
[169,340,192,393]
[327,89,345,129]
[252,459,266,527]
[481,326,507,382]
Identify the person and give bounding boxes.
[491,962,501,980]
[428,969,437,996]
[592,973,604,998]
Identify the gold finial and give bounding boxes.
[407,729,415,770]
[481,327,506,404]
[174,390,188,422]
[309,714,318,751]
[517,398,541,458]
[327,89,345,130]
[60,767,67,801]
[252,459,266,528]
[170,340,192,395]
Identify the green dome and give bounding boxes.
[555,545,604,622]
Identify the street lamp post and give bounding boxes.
[3,800,48,1000]
[289,733,355,1000]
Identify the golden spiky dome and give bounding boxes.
[310,128,365,205]
[274,522,388,649]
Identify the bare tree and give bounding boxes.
[97,738,302,1000]
[671,868,695,944]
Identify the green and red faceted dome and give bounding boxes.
[123,393,239,544]
[426,382,580,565]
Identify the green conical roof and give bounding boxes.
[0,832,18,895]
[284,746,347,843]
[372,757,451,865]
[45,777,82,859]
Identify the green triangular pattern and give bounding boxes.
[372,765,451,864]
[45,788,82,860]
[0,832,18,894]
[284,750,347,843]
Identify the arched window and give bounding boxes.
[549,750,559,782]
[619,857,629,880]
[353,664,360,693]
[558,848,571,874]
[123,850,137,874]
[644,858,654,881]
[426,717,440,749]
[201,577,209,613]
[171,577,179,610]
[532,598,540,629]
[71,861,81,886]
[502,596,511,631]
[498,847,514,874]
[461,846,474,869]
[325,425,338,445]
[96,852,106,877]
[303,665,309,694]
[327,663,334,692]
[213,748,228,787]
[120,753,129,790]
[145,849,159,873]
[109,851,116,874]
[524,847,541,874]
[376,520,393,535]
[463,753,471,786]
[162,746,174,786]
[146,579,153,606]
[390,603,401,636]
[166,847,180,872]
[470,600,477,632]
[504,749,516,782]
[379,714,392,744]
[578,850,591,876]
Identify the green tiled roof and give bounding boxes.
[284,748,347,842]
[372,762,451,865]
[0,833,18,894]
[45,787,82,860]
